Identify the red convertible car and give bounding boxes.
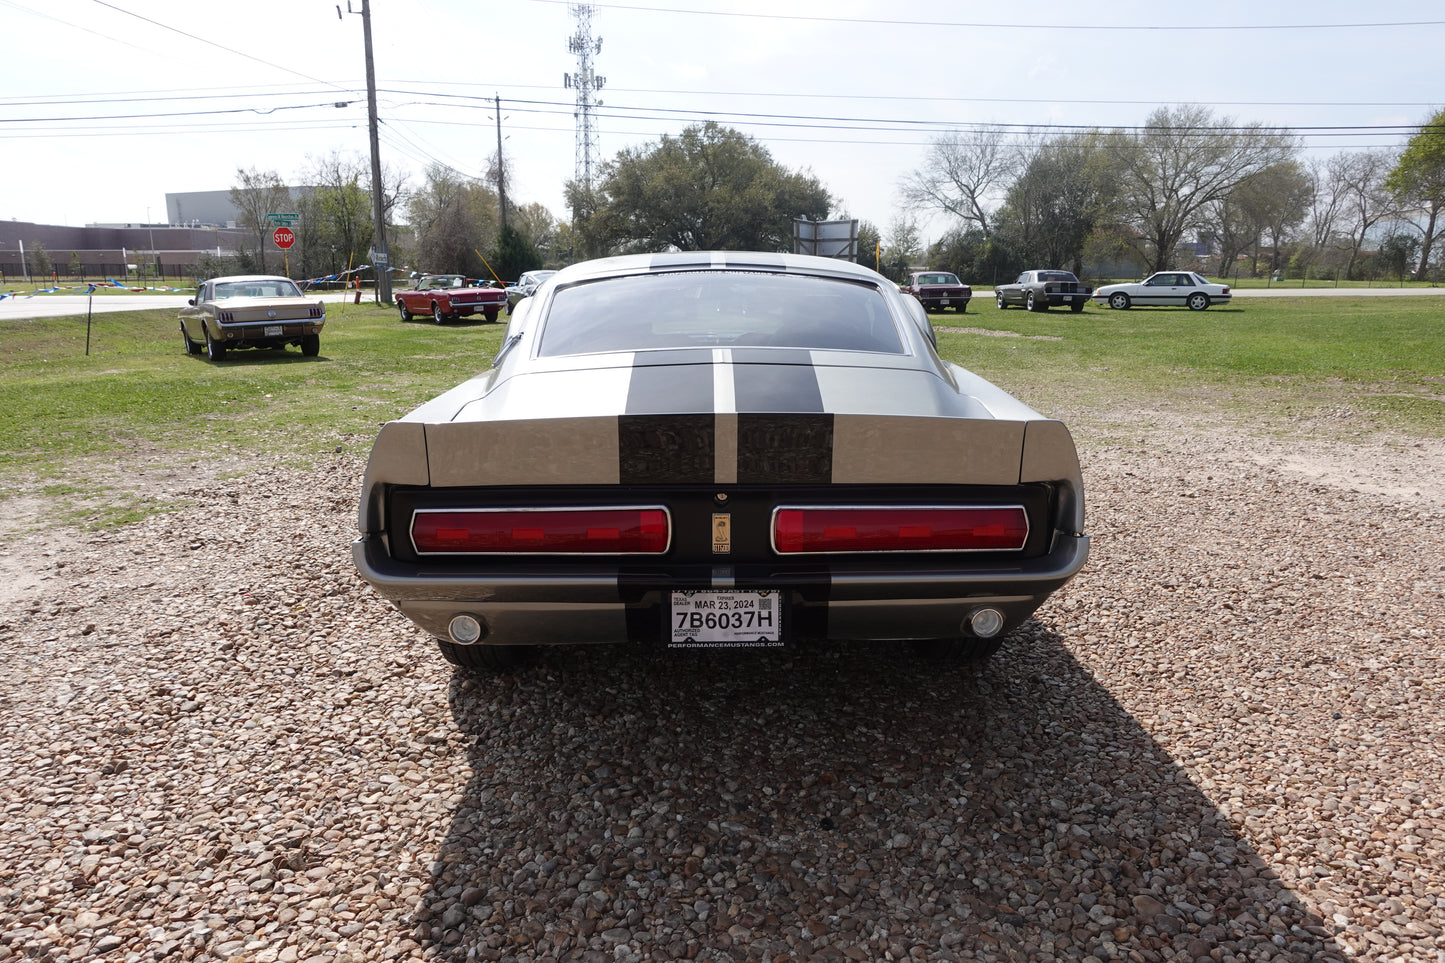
[396,275,507,324]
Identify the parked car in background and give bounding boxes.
[179,275,325,362]
[1092,272,1232,311]
[995,270,1092,313]
[353,251,1088,672]
[396,274,507,324]
[901,271,971,313]
[505,269,557,311]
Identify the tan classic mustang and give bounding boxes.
[354,252,1088,672]
[179,275,325,361]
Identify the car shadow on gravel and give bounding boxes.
[414,622,1346,962]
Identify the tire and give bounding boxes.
[996,292,1007,309]
[436,640,539,672]
[181,324,201,355]
[397,299,411,321]
[1027,291,1045,312]
[955,302,967,313]
[1108,292,1131,310]
[204,328,227,361]
[1187,292,1210,311]
[1070,301,1085,313]
[300,334,320,357]
[484,308,499,323]
[432,302,446,324]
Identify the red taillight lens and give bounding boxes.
[412,508,669,555]
[773,507,1028,554]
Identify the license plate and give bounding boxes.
[940,298,950,305]
[264,325,284,337]
[669,589,782,648]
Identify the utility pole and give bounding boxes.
[341,1,391,303]
[495,94,508,230]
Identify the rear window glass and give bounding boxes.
[537,272,906,357]
[213,279,302,299]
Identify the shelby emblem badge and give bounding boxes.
[712,514,731,554]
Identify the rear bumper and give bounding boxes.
[353,532,1088,646]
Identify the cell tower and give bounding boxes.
[563,3,605,190]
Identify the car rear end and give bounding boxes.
[354,391,1086,655]
[1040,273,1092,307]
[211,299,325,350]
[447,285,507,318]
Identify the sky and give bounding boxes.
[1,0,1442,245]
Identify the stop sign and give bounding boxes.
[273,226,296,249]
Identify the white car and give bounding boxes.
[1092,272,1232,311]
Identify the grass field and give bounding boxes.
[1,295,1441,520]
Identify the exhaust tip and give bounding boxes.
[967,607,1005,639]
[447,613,488,645]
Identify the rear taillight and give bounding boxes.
[412,508,670,555]
[772,506,1028,554]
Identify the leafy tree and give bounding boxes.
[69,251,83,279]
[29,242,52,279]
[1207,161,1312,277]
[1107,105,1296,274]
[491,224,541,283]
[229,167,293,275]
[995,131,1114,274]
[1385,108,1445,280]
[899,127,1015,239]
[854,220,882,273]
[587,122,832,253]
[879,216,923,281]
[511,202,563,268]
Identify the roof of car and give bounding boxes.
[203,274,297,284]
[550,251,890,286]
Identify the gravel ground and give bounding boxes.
[1,417,1443,963]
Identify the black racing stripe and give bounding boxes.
[619,414,715,484]
[736,413,833,484]
[731,358,824,412]
[625,361,714,414]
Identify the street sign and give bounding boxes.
[273,227,296,249]
[266,212,300,225]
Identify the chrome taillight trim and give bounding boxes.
[769,504,1030,555]
[410,505,673,556]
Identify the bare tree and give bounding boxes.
[1208,161,1312,276]
[1109,105,1296,274]
[1335,148,1400,278]
[899,127,1016,238]
[229,167,293,275]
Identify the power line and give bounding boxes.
[526,0,1445,32]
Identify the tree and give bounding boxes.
[406,164,502,277]
[1108,105,1296,274]
[1207,161,1312,277]
[995,131,1114,275]
[879,216,924,281]
[588,122,832,253]
[1386,108,1445,280]
[1335,148,1400,279]
[229,167,293,275]
[491,224,541,283]
[899,126,1015,238]
[511,202,563,267]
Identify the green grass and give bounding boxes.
[0,303,506,486]
[936,296,1445,436]
[1,295,1442,524]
